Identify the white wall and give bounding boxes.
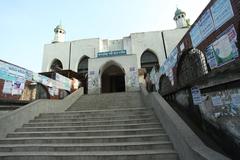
[108,39,123,51]
[70,38,100,72]
[163,28,188,56]
[88,55,139,94]
[42,28,188,73]
[123,36,132,56]
[130,31,166,67]
[42,42,70,72]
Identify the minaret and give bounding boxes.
[174,8,189,28]
[52,24,65,43]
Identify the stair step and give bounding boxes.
[17,123,161,132]
[37,112,153,119]
[34,114,156,121]
[0,150,178,160]
[7,128,164,138]
[0,134,169,144]
[0,92,179,159]
[0,141,173,152]
[24,118,159,127]
[40,107,151,116]
[30,115,156,123]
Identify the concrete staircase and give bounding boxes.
[0,92,179,160]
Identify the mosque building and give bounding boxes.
[42,8,190,94]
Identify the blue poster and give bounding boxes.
[211,0,234,29]
[198,10,215,39]
[190,24,203,47]
[205,45,218,69]
[191,87,202,105]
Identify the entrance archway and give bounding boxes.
[141,49,159,73]
[101,63,125,93]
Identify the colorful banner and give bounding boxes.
[205,25,238,69]
[211,0,234,29]
[55,73,71,91]
[2,80,13,94]
[0,61,33,82]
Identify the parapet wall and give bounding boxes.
[0,87,84,139]
[140,84,230,160]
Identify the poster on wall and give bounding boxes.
[2,80,13,94]
[211,96,223,106]
[205,25,238,69]
[12,79,25,95]
[191,87,202,105]
[48,87,54,96]
[88,71,98,90]
[55,73,71,91]
[161,48,178,86]
[230,93,240,113]
[211,0,234,29]
[54,87,59,96]
[190,24,203,47]
[0,62,10,81]
[129,67,138,88]
[198,9,215,39]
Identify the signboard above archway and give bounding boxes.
[97,50,127,58]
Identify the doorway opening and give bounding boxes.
[101,65,125,93]
[77,56,89,94]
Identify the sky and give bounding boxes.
[0,0,210,73]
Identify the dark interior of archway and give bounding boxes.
[141,50,159,73]
[78,57,89,94]
[50,59,63,72]
[101,65,125,93]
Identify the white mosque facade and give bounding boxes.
[42,8,189,94]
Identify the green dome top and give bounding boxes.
[54,24,65,33]
[174,8,186,19]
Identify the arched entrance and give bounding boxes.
[101,62,125,93]
[141,49,159,73]
[50,59,63,71]
[78,56,89,94]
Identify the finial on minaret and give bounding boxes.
[52,22,66,43]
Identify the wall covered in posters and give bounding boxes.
[200,88,240,120]
[211,0,234,29]
[189,0,234,48]
[160,47,178,86]
[0,60,73,97]
[205,25,238,69]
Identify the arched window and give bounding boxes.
[50,59,63,72]
[78,56,89,77]
[141,50,159,73]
